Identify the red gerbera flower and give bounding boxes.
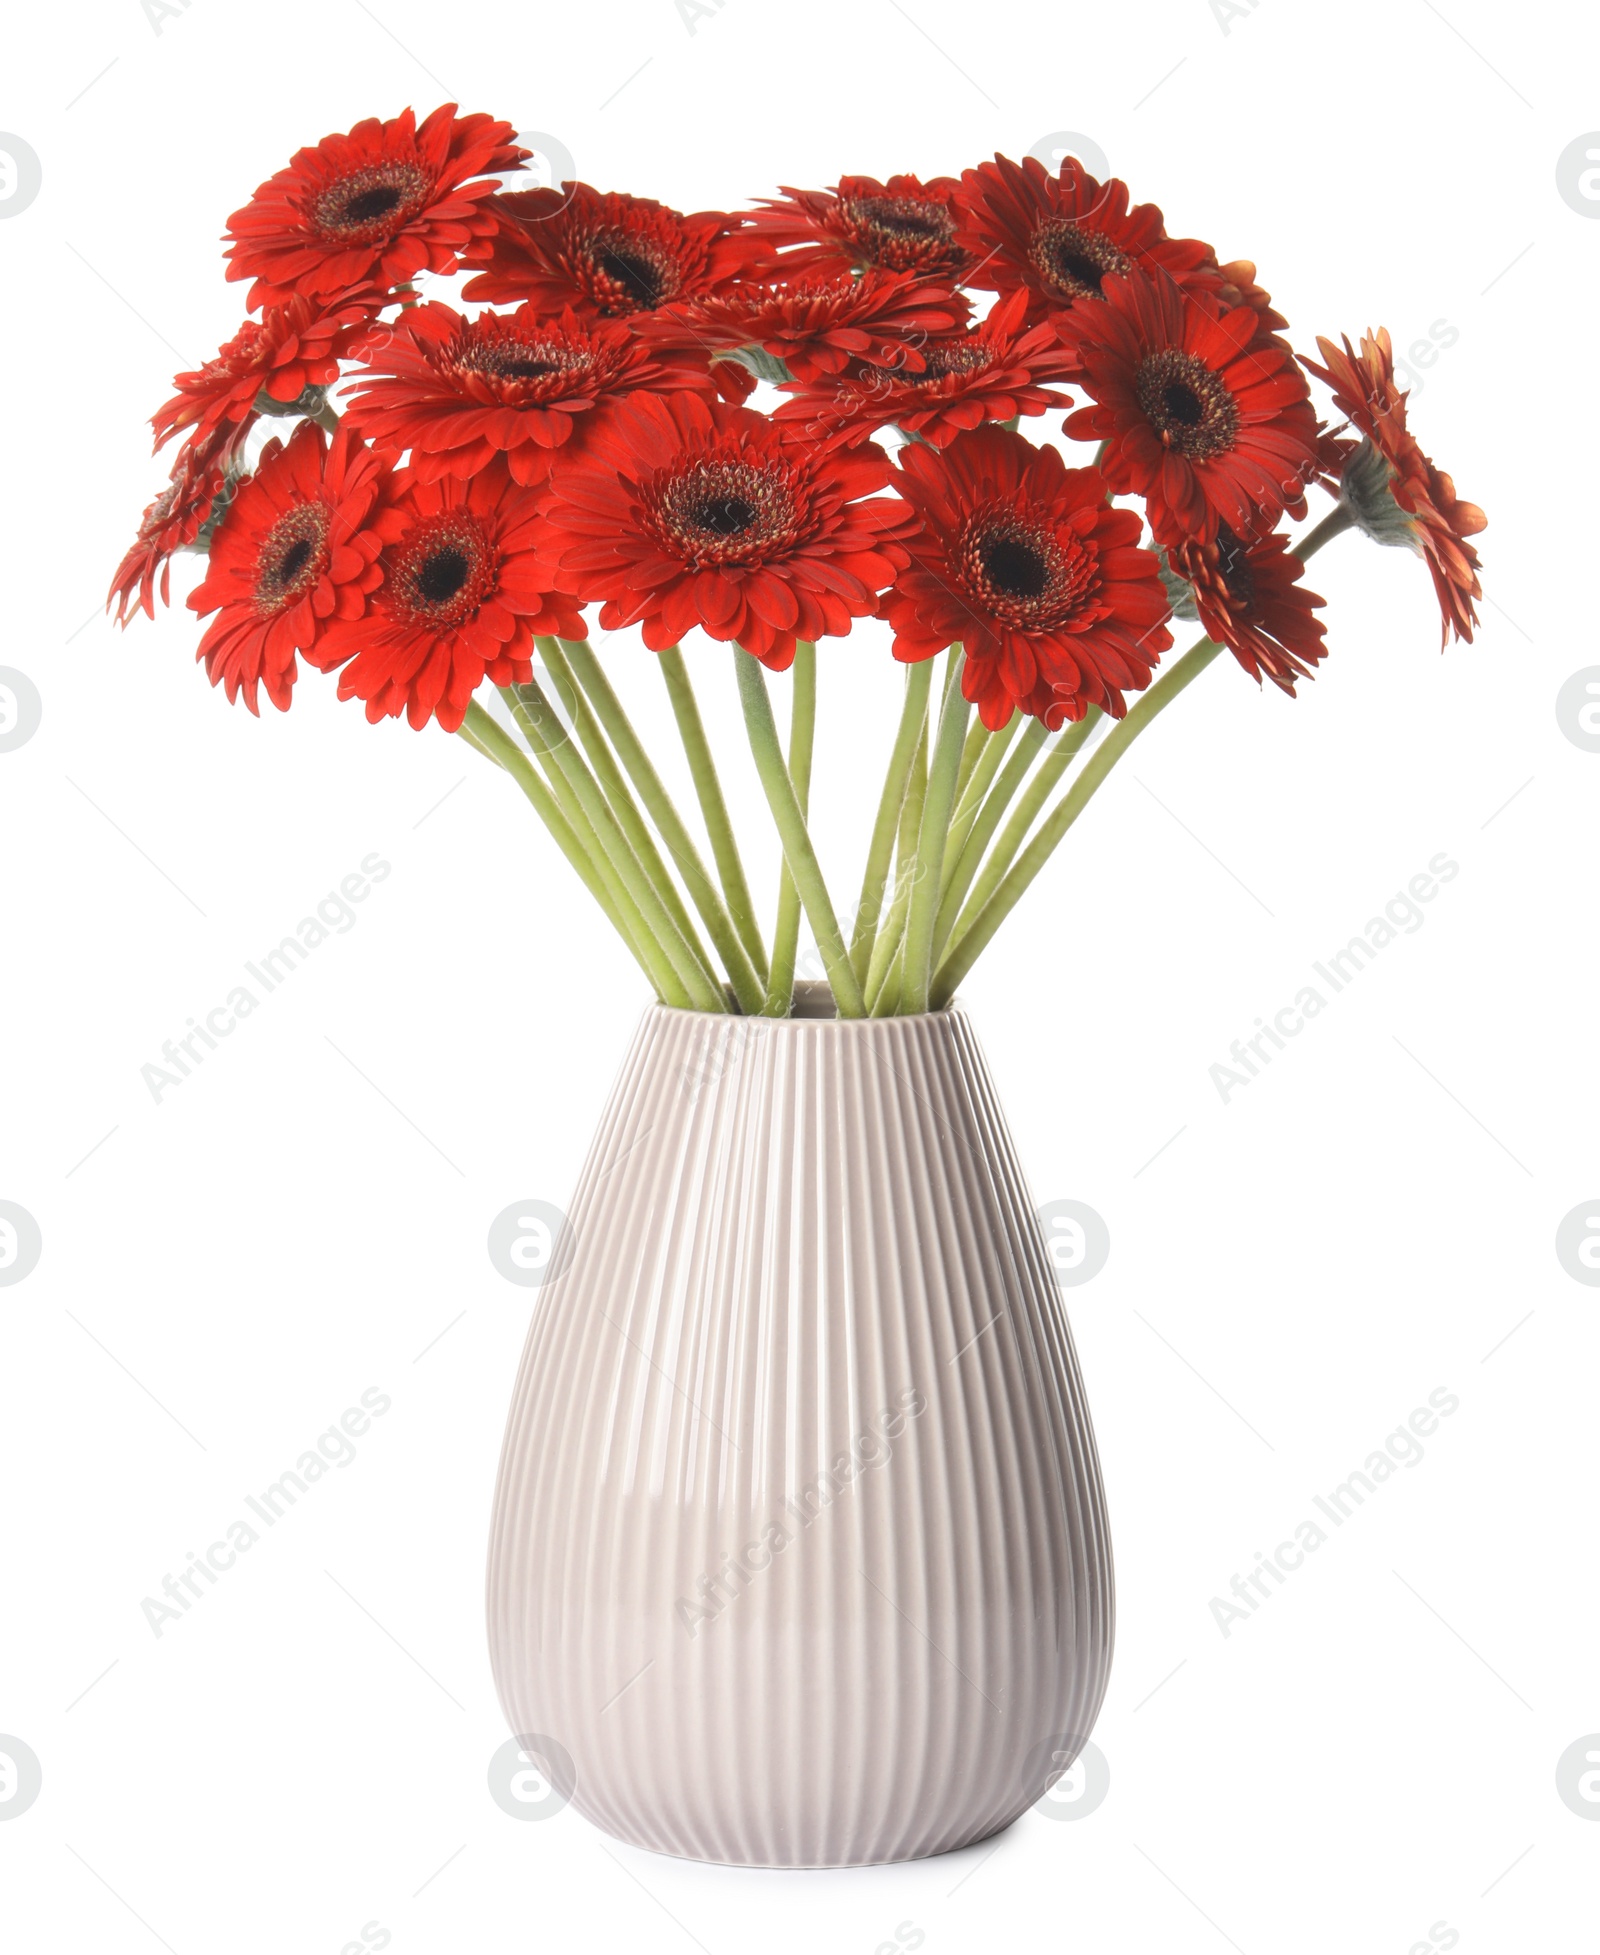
[774,287,1079,452]
[108,423,247,625]
[747,173,970,281]
[1208,258,1289,336]
[1300,328,1485,645]
[538,391,913,670]
[225,105,525,311]
[954,153,1219,326]
[1061,268,1320,548]
[637,269,970,382]
[880,424,1174,728]
[1169,524,1326,695]
[340,300,715,486]
[462,183,771,318]
[152,290,380,450]
[314,464,585,731]
[185,421,400,715]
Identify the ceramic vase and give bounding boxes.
[487,985,1113,1867]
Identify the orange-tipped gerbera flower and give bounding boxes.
[151,290,381,451]
[538,391,914,670]
[341,301,716,486]
[1208,258,1289,336]
[185,422,401,715]
[314,463,585,731]
[462,183,772,318]
[880,424,1174,728]
[774,287,1079,452]
[954,153,1220,327]
[225,105,525,311]
[747,174,971,281]
[637,270,970,383]
[1169,524,1326,695]
[1300,328,1485,646]
[1061,268,1321,548]
[108,422,248,625]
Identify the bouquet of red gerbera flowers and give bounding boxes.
[111,109,1486,1021]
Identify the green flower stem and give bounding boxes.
[733,647,865,1019]
[456,715,506,770]
[556,637,765,1016]
[946,710,1020,866]
[310,400,341,435]
[518,673,726,1012]
[952,717,989,808]
[495,682,641,931]
[941,708,1102,961]
[764,641,817,1016]
[899,650,970,1015]
[871,935,908,1017]
[536,638,722,1001]
[865,920,904,1012]
[934,716,1049,957]
[848,658,933,988]
[865,712,928,1012]
[1296,503,1357,554]
[931,645,1221,1008]
[459,702,656,990]
[658,644,769,983]
[501,682,711,1011]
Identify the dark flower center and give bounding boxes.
[957,508,1098,630]
[919,339,990,380]
[254,501,330,613]
[855,197,947,239]
[839,193,960,272]
[863,336,991,393]
[1162,382,1203,424]
[312,162,431,243]
[697,495,758,534]
[652,456,803,565]
[584,230,681,313]
[347,187,402,223]
[418,548,470,604]
[599,247,660,305]
[1134,350,1240,459]
[450,322,598,398]
[1029,219,1132,301]
[390,513,497,627]
[981,535,1049,599]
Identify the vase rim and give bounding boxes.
[649,978,963,1025]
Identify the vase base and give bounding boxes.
[566,1804,1025,1872]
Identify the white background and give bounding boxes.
[2,0,1597,1949]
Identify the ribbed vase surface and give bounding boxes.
[486,990,1113,1867]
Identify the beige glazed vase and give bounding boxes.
[486,984,1114,1867]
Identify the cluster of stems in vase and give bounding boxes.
[462,505,1349,1021]
[108,108,1488,1017]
